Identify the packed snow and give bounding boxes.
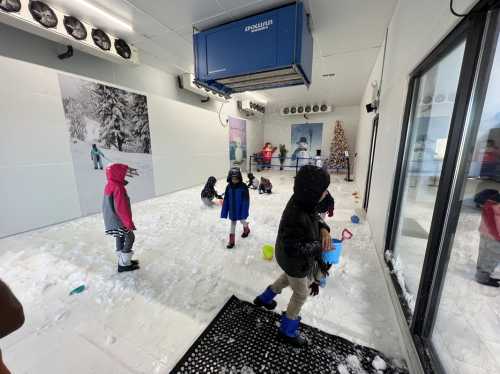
[0,171,405,373]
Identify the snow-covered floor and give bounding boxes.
[0,171,405,373]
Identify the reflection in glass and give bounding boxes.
[432,12,500,373]
[390,42,466,311]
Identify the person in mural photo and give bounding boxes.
[259,177,273,194]
[201,176,223,207]
[279,144,288,171]
[221,168,250,249]
[253,165,332,347]
[90,144,106,170]
[103,163,140,273]
[474,188,500,287]
[262,143,277,170]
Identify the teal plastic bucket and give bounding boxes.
[322,239,343,265]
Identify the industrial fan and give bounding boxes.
[29,1,57,28]
[114,39,131,59]
[91,28,111,50]
[64,15,87,40]
[0,0,21,12]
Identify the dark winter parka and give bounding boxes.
[201,176,222,200]
[221,169,250,221]
[275,165,331,278]
[317,190,335,216]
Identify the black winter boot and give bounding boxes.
[118,263,140,273]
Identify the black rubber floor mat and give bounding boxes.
[171,295,408,374]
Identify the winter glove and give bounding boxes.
[319,260,332,277]
[309,282,320,296]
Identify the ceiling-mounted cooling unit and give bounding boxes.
[193,2,313,97]
[281,104,332,116]
[179,73,229,102]
[0,0,139,64]
[238,100,265,116]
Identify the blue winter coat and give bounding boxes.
[221,183,250,221]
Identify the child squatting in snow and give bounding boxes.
[221,168,251,249]
[201,176,223,206]
[254,165,333,347]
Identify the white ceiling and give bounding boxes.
[45,0,398,108]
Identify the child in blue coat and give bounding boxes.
[221,168,250,248]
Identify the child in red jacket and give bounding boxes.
[262,143,277,170]
[103,163,139,273]
[475,189,500,287]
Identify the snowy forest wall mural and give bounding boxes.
[58,74,156,215]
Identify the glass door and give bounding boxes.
[388,42,466,313]
[428,10,500,374]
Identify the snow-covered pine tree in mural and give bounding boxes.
[130,95,151,154]
[328,120,348,170]
[63,97,87,141]
[91,84,131,152]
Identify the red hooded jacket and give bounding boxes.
[103,163,135,231]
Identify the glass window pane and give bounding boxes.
[432,12,500,373]
[391,42,466,312]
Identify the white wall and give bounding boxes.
[354,48,385,204]
[0,23,263,237]
[263,106,360,166]
[356,0,478,252]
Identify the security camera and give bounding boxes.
[366,99,379,113]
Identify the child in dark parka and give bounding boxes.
[254,165,332,347]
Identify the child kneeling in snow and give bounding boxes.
[254,165,332,347]
[247,173,259,190]
[201,176,223,206]
[102,163,140,273]
[259,177,273,194]
[221,168,250,249]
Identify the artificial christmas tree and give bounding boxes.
[328,121,349,171]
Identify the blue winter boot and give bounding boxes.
[278,313,308,347]
[253,286,277,310]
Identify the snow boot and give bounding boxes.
[278,313,308,348]
[118,263,140,273]
[476,277,500,288]
[227,234,235,249]
[117,252,140,273]
[253,286,277,310]
[242,225,251,238]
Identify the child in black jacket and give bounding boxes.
[254,165,332,347]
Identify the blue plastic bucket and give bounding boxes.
[322,239,343,265]
[319,277,327,288]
